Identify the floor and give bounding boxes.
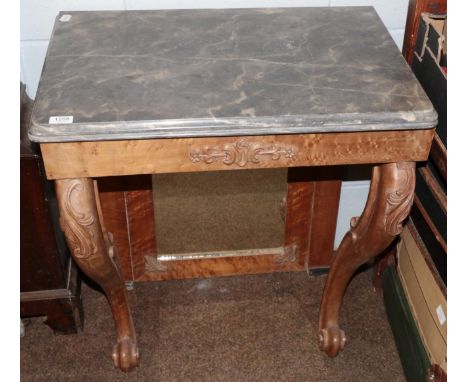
[21,270,404,382]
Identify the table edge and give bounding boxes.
[29,109,437,143]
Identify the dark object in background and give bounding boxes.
[402,0,447,66]
[413,13,447,148]
[410,12,447,282]
[379,6,447,382]
[382,265,431,382]
[20,83,84,334]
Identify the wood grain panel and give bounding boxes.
[284,167,342,271]
[308,171,342,269]
[134,168,341,281]
[134,252,302,281]
[97,177,133,281]
[125,176,157,281]
[283,168,315,268]
[41,130,435,179]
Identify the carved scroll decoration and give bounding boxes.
[59,180,98,259]
[189,139,297,167]
[384,162,416,236]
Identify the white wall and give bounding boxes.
[20,0,409,249]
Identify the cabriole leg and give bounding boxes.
[318,162,416,357]
[55,178,139,372]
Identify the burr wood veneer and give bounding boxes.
[30,8,437,372]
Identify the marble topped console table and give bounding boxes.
[30,7,436,372]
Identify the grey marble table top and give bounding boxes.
[29,7,437,142]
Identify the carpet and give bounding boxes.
[21,270,404,381]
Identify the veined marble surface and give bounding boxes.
[29,7,437,142]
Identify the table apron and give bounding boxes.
[40,129,435,180]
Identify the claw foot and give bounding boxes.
[319,326,346,357]
[112,338,139,372]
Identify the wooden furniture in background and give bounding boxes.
[29,8,437,371]
[402,0,446,65]
[20,83,83,334]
